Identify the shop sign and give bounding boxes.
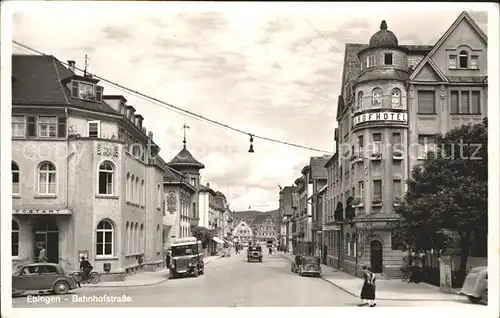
[13,209,72,215]
[357,220,400,229]
[97,143,119,158]
[353,111,407,126]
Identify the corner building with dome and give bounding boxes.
[323,12,488,278]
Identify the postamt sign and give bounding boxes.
[353,111,408,126]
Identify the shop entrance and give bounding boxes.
[33,216,59,263]
[370,240,383,273]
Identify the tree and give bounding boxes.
[191,226,218,247]
[394,119,487,280]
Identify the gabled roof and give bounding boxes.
[12,55,116,114]
[164,166,184,182]
[409,57,449,82]
[252,214,275,226]
[167,146,205,169]
[426,11,487,59]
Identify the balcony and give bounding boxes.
[352,95,407,115]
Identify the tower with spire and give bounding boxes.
[167,124,205,226]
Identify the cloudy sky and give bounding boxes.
[10,2,488,212]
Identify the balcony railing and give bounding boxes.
[352,95,407,115]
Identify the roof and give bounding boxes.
[164,166,184,182]
[167,146,205,169]
[446,76,487,83]
[357,69,408,84]
[309,155,331,179]
[12,55,116,114]
[252,214,275,226]
[368,20,399,49]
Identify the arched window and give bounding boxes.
[38,162,56,195]
[12,220,19,257]
[157,224,161,251]
[134,223,139,253]
[12,161,20,195]
[140,180,145,206]
[157,184,161,208]
[98,161,114,195]
[371,88,383,106]
[130,222,135,254]
[125,221,129,255]
[126,173,130,201]
[130,174,135,203]
[357,91,364,109]
[391,88,401,107]
[135,177,139,204]
[96,220,114,256]
[139,223,144,253]
[459,50,469,68]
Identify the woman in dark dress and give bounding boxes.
[367,267,376,307]
[359,265,376,306]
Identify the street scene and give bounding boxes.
[12,251,474,307]
[5,1,494,314]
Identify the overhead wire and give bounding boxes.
[13,40,334,155]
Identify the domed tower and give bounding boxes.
[167,131,205,225]
[351,20,409,217]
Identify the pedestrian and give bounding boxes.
[166,251,171,268]
[38,244,48,263]
[367,267,377,307]
[359,265,375,306]
[79,256,92,284]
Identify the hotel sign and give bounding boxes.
[356,220,400,229]
[13,209,72,215]
[353,111,407,126]
[97,143,119,158]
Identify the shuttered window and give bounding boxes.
[417,91,435,114]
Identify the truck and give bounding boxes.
[169,237,204,279]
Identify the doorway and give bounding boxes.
[370,240,383,273]
[33,216,59,263]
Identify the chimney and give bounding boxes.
[68,60,76,73]
[142,127,147,134]
[148,131,153,139]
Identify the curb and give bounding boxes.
[81,256,223,288]
[278,254,462,302]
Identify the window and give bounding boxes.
[98,161,114,195]
[157,224,161,251]
[135,177,139,203]
[27,116,37,137]
[372,133,381,154]
[359,181,364,197]
[96,86,103,102]
[471,91,481,114]
[460,91,470,114]
[393,180,402,197]
[134,223,139,253]
[141,180,145,206]
[357,91,363,109]
[38,162,56,195]
[470,55,478,69]
[12,162,20,195]
[450,91,459,113]
[126,173,130,201]
[12,220,19,257]
[346,233,350,256]
[140,224,144,253]
[157,184,161,208]
[130,174,135,202]
[38,117,57,138]
[448,55,457,69]
[88,121,101,138]
[391,88,401,107]
[459,51,468,68]
[371,88,382,106]
[366,55,375,68]
[417,91,435,114]
[384,53,393,65]
[190,177,196,187]
[96,220,114,256]
[418,135,437,159]
[373,180,382,198]
[77,81,95,100]
[392,133,402,150]
[125,222,130,254]
[450,90,481,114]
[12,116,26,137]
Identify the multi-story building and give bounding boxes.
[166,139,205,234]
[328,11,487,278]
[162,164,197,249]
[11,55,165,280]
[308,156,330,258]
[232,220,253,246]
[252,214,276,245]
[278,185,297,252]
[293,165,313,255]
[198,183,226,254]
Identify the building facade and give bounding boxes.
[293,166,313,255]
[252,214,276,245]
[232,220,253,246]
[279,186,298,253]
[198,183,226,254]
[326,12,487,278]
[308,156,330,258]
[11,56,165,280]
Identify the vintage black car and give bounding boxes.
[291,255,321,277]
[12,263,79,296]
[247,246,263,262]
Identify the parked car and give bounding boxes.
[292,255,321,277]
[12,263,79,296]
[460,266,487,304]
[247,246,263,262]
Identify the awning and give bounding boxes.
[212,237,225,244]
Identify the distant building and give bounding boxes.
[232,220,253,246]
[252,214,276,245]
[279,186,298,252]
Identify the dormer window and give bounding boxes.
[71,80,103,102]
[384,53,393,65]
[366,55,375,68]
[459,51,468,69]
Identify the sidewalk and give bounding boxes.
[280,253,463,302]
[80,255,222,288]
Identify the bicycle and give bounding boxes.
[72,269,100,284]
